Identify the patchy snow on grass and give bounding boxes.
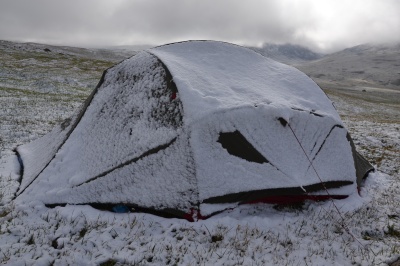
[0,171,399,265]
[0,41,399,265]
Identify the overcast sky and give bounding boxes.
[0,0,399,52]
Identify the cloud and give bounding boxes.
[0,0,399,52]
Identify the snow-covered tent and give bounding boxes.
[15,41,373,220]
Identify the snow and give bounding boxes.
[15,41,360,216]
[18,52,186,209]
[37,136,197,211]
[150,41,341,125]
[16,112,79,195]
[189,106,355,201]
[0,40,399,265]
[0,155,20,204]
[151,41,355,201]
[1,172,399,265]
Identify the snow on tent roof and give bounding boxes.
[150,41,341,125]
[14,41,374,221]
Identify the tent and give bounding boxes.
[14,41,373,221]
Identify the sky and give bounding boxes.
[0,0,399,53]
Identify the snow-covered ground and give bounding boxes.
[0,42,399,265]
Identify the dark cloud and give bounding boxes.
[0,0,399,52]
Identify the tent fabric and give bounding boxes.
[16,67,110,195]
[346,133,375,186]
[15,41,373,220]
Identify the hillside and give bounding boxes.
[249,43,323,65]
[297,43,400,91]
[0,41,135,155]
[0,40,135,94]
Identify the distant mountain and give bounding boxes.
[249,43,323,65]
[297,43,400,90]
[107,44,154,51]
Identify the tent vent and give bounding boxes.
[278,117,288,127]
[217,131,268,164]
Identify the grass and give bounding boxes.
[0,86,86,99]
[324,88,400,122]
[386,224,400,238]
[0,43,115,103]
[0,42,399,265]
[0,209,10,219]
[0,193,399,265]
